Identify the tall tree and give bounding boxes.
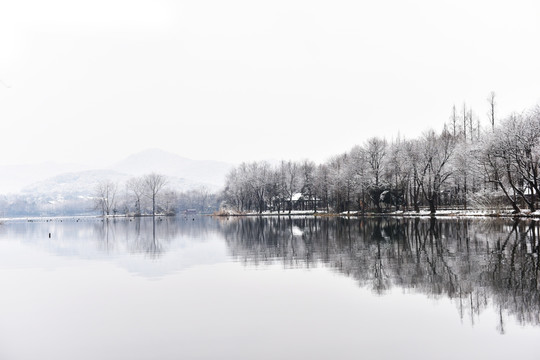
[144,173,168,217]
[94,180,118,216]
[488,91,496,131]
[404,140,422,212]
[349,145,369,214]
[315,164,331,213]
[477,132,521,213]
[300,160,317,212]
[127,177,145,215]
[282,161,300,214]
[417,130,456,214]
[365,137,387,212]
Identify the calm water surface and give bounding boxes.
[0,216,539,360]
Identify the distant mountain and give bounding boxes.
[0,149,231,217]
[19,168,208,200]
[20,169,131,197]
[1,149,232,195]
[0,162,89,194]
[0,148,231,217]
[110,148,232,188]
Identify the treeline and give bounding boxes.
[222,102,540,214]
[95,173,220,216]
[0,175,220,218]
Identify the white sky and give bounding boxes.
[1,0,539,166]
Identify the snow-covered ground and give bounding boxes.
[214,209,540,218]
[214,209,324,216]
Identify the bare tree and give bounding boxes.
[463,103,467,140]
[248,161,270,213]
[349,145,369,214]
[94,180,118,216]
[127,177,145,215]
[282,160,300,214]
[315,164,331,213]
[223,167,246,211]
[160,189,179,215]
[417,130,456,214]
[495,112,540,212]
[477,132,521,213]
[144,173,168,217]
[451,105,458,137]
[366,137,387,187]
[365,137,387,212]
[384,138,408,211]
[404,140,422,212]
[195,186,211,213]
[300,160,317,212]
[467,108,475,142]
[328,154,349,213]
[488,91,496,131]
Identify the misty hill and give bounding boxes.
[110,148,232,188]
[20,169,131,198]
[0,162,89,194]
[21,169,208,198]
[0,149,232,216]
[1,149,232,195]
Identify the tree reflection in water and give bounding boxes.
[218,216,540,331]
[44,215,539,331]
[91,216,218,258]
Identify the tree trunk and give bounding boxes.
[463,176,468,210]
[428,198,436,214]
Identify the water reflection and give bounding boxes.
[217,216,540,330]
[0,216,227,278]
[1,216,539,331]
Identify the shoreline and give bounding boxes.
[213,209,540,219]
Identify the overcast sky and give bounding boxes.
[1,0,539,166]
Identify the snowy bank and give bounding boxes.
[213,209,540,219]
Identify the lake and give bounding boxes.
[0,216,539,360]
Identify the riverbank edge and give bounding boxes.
[212,210,540,219]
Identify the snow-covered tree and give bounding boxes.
[94,180,118,216]
[417,129,456,214]
[144,173,168,217]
